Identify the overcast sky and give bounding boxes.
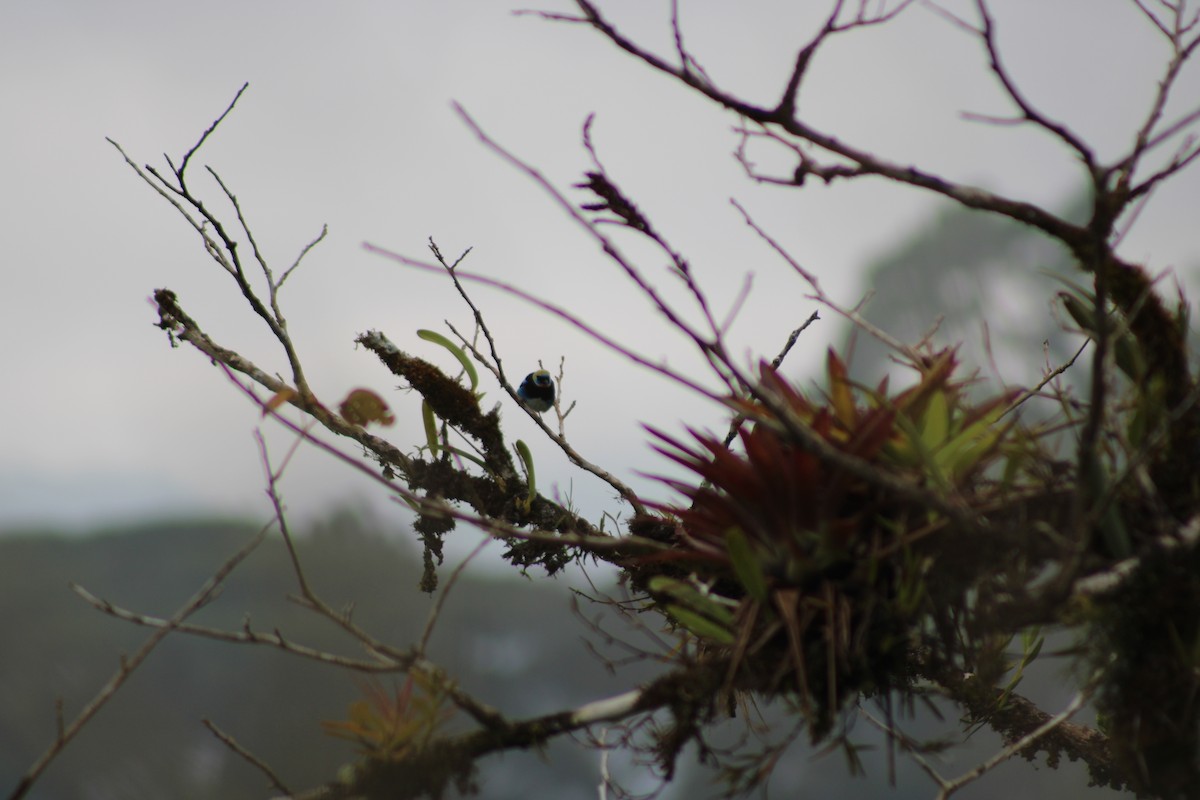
[2,1,1197,539]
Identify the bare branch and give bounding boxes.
[426,239,511,386]
[564,0,1089,249]
[719,310,821,449]
[107,138,235,277]
[999,340,1089,419]
[579,117,724,347]
[112,128,319,403]
[1115,1,1200,195]
[920,0,979,35]
[730,199,920,361]
[201,166,315,397]
[774,3,842,119]
[972,0,1097,169]
[1128,130,1200,198]
[281,224,328,289]
[667,0,714,84]
[937,687,1092,799]
[451,104,731,395]
[177,82,249,182]
[203,719,293,796]
[70,582,404,672]
[1131,0,1174,38]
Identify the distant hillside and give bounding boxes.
[845,193,1089,391]
[0,512,651,800]
[0,512,1124,800]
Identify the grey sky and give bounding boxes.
[2,1,1196,533]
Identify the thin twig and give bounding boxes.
[1115,2,1200,193]
[71,584,404,672]
[972,0,1096,168]
[936,687,1092,798]
[428,239,511,386]
[203,166,313,397]
[177,82,249,181]
[203,719,293,795]
[417,537,492,657]
[859,705,949,789]
[730,198,919,361]
[281,225,328,289]
[719,310,821,448]
[256,430,318,598]
[999,340,1089,419]
[771,311,821,370]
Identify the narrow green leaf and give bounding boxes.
[417,328,479,392]
[665,605,736,644]
[920,389,950,451]
[647,575,687,596]
[891,413,949,490]
[1113,332,1145,381]
[1022,634,1044,668]
[725,529,768,602]
[648,576,736,626]
[421,400,440,458]
[937,412,1009,480]
[514,439,537,501]
[440,445,489,471]
[1060,292,1096,333]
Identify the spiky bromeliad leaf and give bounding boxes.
[321,672,455,760]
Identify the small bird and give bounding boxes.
[518,370,555,413]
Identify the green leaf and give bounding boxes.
[936,408,1010,481]
[664,604,736,644]
[919,389,950,451]
[514,439,537,502]
[1059,291,1095,332]
[1021,630,1044,666]
[417,329,479,392]
[891,413,949,490]
[1083,459,1131,559]
[421,400,440,458]
[647,576,736,627]
[440,446,490,471]
[725,529,768,602]
[1058,292,1144,381]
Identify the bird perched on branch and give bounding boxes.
[518,370,555,413]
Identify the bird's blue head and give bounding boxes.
[518,370,555,413]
